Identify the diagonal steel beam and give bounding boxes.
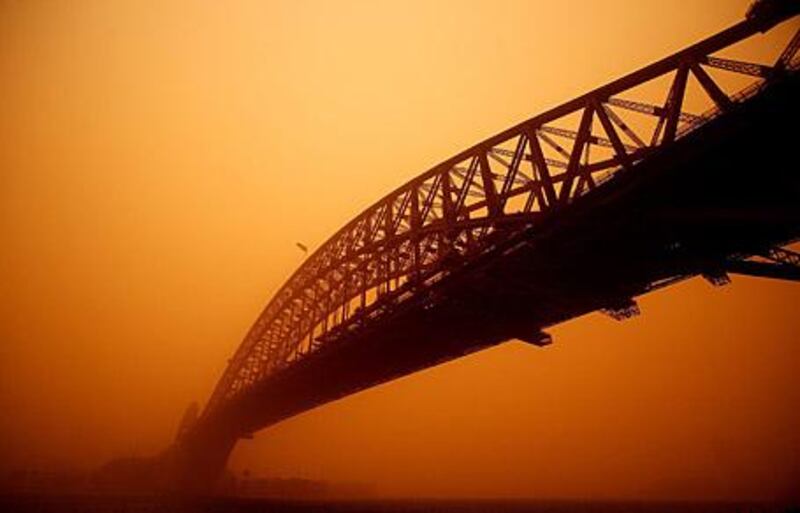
[558,105,594,204]
[662,64,690,144]
[690,63,734,111]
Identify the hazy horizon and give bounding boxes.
[1,0,799,503]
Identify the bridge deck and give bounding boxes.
[167,3,800,491]
[206,69,800,439]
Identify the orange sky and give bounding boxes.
[1,0,798,502]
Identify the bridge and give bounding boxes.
[165,0,800,491]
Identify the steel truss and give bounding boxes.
[205,4,800,413]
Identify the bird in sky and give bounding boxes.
[295,242,308,254]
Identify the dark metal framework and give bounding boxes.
[205,4,800,414]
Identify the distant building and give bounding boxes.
[2,468,91,494]
[233,473,375,500]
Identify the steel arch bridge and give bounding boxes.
[167,0,800,490]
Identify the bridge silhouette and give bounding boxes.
[165,0,800,491]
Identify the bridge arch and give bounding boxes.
[203,3,800,417]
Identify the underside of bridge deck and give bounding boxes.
[164,64,800,492]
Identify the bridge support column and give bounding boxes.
[517,331,553,347]
[159,423,240,494]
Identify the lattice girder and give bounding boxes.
[205,6,800,412]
